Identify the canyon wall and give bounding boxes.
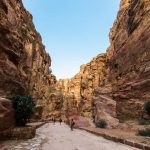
[1,0,150,126]
[57,55,114,116]
[56,54,119,128]
[107,0,150,118]
[0,0,56,120]
[56,0,150,122]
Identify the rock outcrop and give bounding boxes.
[0,98,15,131]
[0,0,56,120]
[56,54,119,127]
[107,0,150,118]
[1,0,150,128]
[56,0,150,125]
[57,54,107,118]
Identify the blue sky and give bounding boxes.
[23,0,120,79]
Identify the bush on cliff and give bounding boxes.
[144,101,150,116]
[138,129,150,137]
[95,119,107,128]
[8,96,36,126]
[138,119,150,125]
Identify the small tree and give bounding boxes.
[8,96,36,126]
[144,101,150,116]
[95,119,107,128]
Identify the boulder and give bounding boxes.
[0,98,15,131]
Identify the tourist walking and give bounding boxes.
[59,118,62,125]
[70,119,75,131]
[53,117,56,124]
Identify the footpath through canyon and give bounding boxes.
[2,123,140,150]
[0,0,150,149]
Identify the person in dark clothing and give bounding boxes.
[53,117,56,124]
[59,118,62,125]
[52,118,54,122]
[70,119,75,131]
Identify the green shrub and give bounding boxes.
[138,119,150,125]
[8,96,36,126]
[144,101,150,116]
[117,115,135,123]
[95,119,107,128]
[138,128,150,137]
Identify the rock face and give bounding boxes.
[57,54,107,118]
[0,0,56,119]
[107,0,150,117]
[57,54,119,127]
[56,0,150,124]
[0,98,15,131]
[92,89,119,128]
[1,0,149,127]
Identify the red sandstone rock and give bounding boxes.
[0,98,15,131]
[106,0,150,117]
[0,0,56,119]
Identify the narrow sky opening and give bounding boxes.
[23,0,120,79]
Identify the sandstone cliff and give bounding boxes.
[0,0,56,119]
[107,0,150,118]
[57,55,105,113]
[55,0,150,125]
[1,0,150,126]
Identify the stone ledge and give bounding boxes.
[0,126,36,140]
[78,127,150,150]
[27,122,46,129]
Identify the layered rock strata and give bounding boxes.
[56,0,150,124]
[107,0,150,117]
[0,0,56,120]
[56,54,119,127]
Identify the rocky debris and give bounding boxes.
[0,98,15,131]
[106,0,150,117]
[0,0,56,120]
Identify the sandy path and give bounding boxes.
[41,123,139,150]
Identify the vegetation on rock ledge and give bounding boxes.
[144,101,150,117]
[138,129,150,137]
[8,96,36,126]
[95,119,107,128]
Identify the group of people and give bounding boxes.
[51,117,75,131]
[52,118,62,124]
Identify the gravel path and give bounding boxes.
[3,123,140,150]
[41,123,139,150]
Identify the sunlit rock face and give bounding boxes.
[57,54,119,128]
[56,0,150,124]
[57,54,109,117]
[0,0,56,119]
[106,0,150,118]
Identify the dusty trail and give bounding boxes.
[41,123,139,150]
[3,123,140,150]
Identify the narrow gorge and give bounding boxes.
[0,0,150,148]
[47,0,150,127]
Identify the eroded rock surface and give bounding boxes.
[56,54,118,127]
[55,0,150,125]
[57,54,107,118]
[107,0,150,117]
[0,0,56,120]
[0,98,15,131]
